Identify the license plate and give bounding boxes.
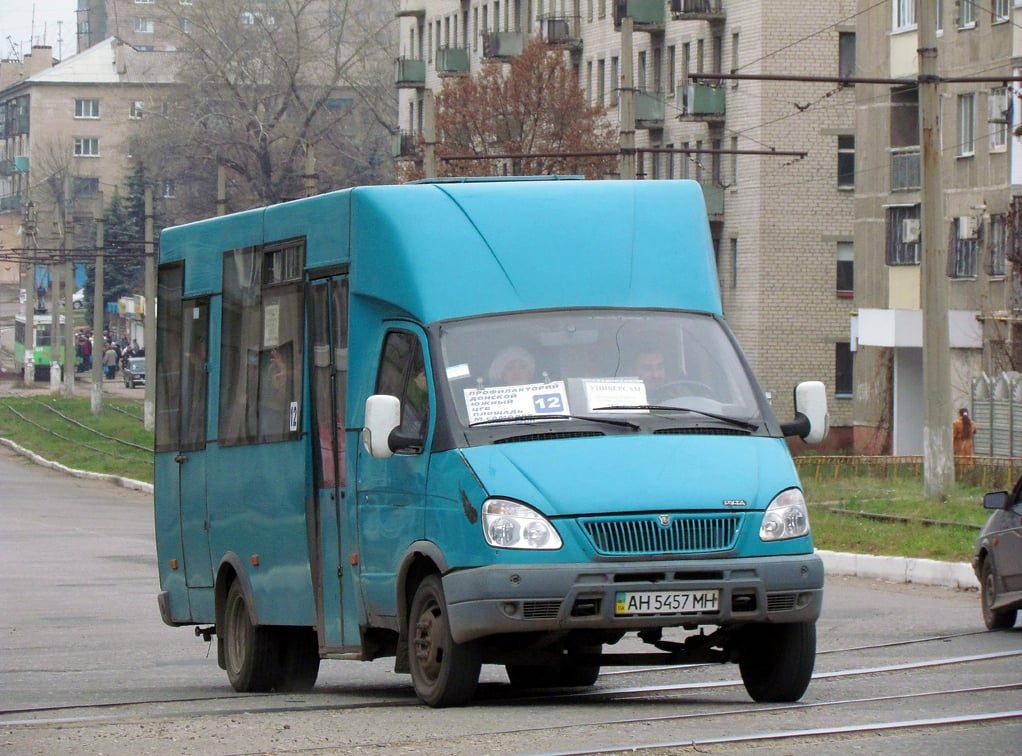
[615,589,720,616]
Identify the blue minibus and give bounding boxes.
[155,178,828,706]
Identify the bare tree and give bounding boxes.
[133,0,397,217]
[408,38,617,180]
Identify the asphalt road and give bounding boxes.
[1,444,1020,755]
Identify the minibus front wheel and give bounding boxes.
[408,575,481,707]
[737,620,816,703]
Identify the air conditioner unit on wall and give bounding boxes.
[957,215,980,240]
[902,218,920,243]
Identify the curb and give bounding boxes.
[817,549,979,591]
[0,437,153,494]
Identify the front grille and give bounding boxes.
[523,600,561,619]
[580,513,741,556]
[767,593,798,612]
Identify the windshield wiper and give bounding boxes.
[469,414,640,430]
[593,405,760,432]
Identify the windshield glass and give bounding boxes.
[437,310,763,427]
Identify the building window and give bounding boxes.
[959,0,976,26]
[937,0,944,32]
[73,137,100,157]
[730,136,738,187]
[129,101,144,120]
[893,0,916,30]
[74,177,100,197]
[162,179,176,198]
[994,0,1010,22]
[610,57,619,106]
[989,87,1010,151]
[835,342,853,398]
[837,241,854,295]
[730,238,738,288]
[667,45,676,94]
[838,134,855,189]
[586,60,593,103]
[958,93,975,156]
[988,213,1007,276]
[134,17,155,33]
[597,58,605,106]
[838,32,855,79]
[74,98,100,118]
[886,205,920,265]
[951,216,980,278]
[730,33,739,87]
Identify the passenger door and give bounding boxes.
[307,275,357,648]
[355,328,431,623]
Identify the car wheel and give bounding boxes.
[222,580,281,692]
[408,574,480,707]
[981,557,1018,630]
[738,621,816,703]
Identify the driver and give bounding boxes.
[629,346,667,394]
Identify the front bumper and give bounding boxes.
[443,553,823,643]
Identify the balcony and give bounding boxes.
[393,131,420,159]
[542,15,582,50]
[436,46,470,76]
[635,90,665,129]
[614,0,666,31]
[483,31,526,59]
[395,57,426,88]
[890,146,920,191]
[678,83,725,119]
[670,0,725,21]
[700,182,724,217]
[396,0,425,18]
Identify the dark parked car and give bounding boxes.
[973,479,1022,629]
[123,357,146,389]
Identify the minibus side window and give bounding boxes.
[376,331,428,453]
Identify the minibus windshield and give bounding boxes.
[437,309,763,428]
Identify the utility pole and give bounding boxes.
[143,186,155,432]
[619,16,636,180]
[91,194,104,414]
[423,89,437,179]
[22,201,36,386]
[918,1,954,498]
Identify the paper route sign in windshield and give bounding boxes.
[465,381,570,424]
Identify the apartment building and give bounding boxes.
[852,1,1022,455]
[0,39,179,280]
[396,0,857,445]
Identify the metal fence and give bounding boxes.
[971,372,1022,458]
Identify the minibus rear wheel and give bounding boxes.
[408,575,481,707]
[223,580,280,692]
[737,620,816,703]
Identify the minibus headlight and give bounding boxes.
[759,488,810,541]
[482,499,562,550]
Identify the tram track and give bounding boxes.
[3,635,1018,727]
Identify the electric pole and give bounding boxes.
[919,0,954,498]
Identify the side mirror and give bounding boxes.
[363,394,401,458]
[780,381,829,444]
[983,490,1010,511]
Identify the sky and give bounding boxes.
[0,1,78,61]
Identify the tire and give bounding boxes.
[222,580,281,692]
[275,626,321,692]
[408,574,481,707]
[981,558,1018,630]
[738,621,816,703]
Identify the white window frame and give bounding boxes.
[989,87,1010,151]
[73,137,100,157]
[162,179,176,198]
[134,17,155,33]
[958,93,975,157]
[129,100,144,120]
[74,98,100,119]
[994,0,1010,23]
[893,0,916,31]
[959,0,976,27]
